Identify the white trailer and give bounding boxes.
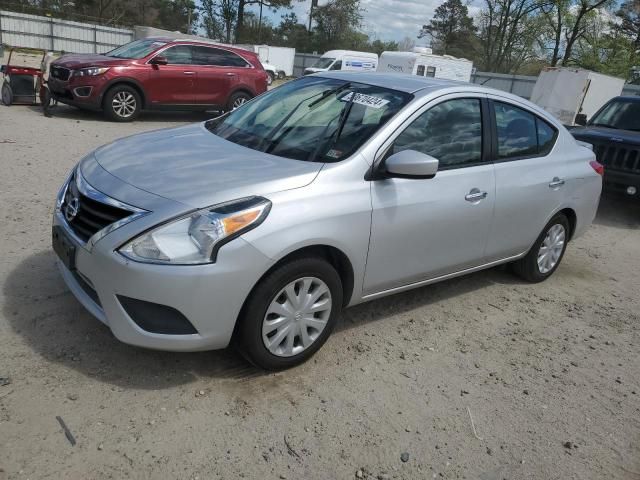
[530,67,625,125]
[377,48,473,82]
[237,44,295,78]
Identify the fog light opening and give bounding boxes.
[627,186,637,196]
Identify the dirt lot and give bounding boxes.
[0,103,638,480]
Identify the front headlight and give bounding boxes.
[119,197,271,265]
[73,66,110,77]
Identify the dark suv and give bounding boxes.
[48,38,269,121]
[571,96,640,199]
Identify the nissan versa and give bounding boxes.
[52,72,603,369]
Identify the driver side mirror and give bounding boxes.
[574,113,587,126]
[150,55,168,66]
[385,150,439,179]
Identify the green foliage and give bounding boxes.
[418,0,477,58]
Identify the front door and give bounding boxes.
[364,96,496,295]
[146,45,196,106]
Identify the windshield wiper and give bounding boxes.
[308,90,357,162]
[308,82,351,108]
[590,122,617,129]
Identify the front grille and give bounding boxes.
[50,65,71,81]
[592,143,640,174]
[61,175,132,242]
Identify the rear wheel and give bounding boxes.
[226,91,252,111]
[512,213,570,282]
[266,71,275,86]
[104,85,141,122]
[1,81,13,106]
[236,257,343,370]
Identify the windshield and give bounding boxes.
[106,39,168,59]
[205,77,412,162]
[311,57,336,69]
[589,100,640,131]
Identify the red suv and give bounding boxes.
[48,38,269,121]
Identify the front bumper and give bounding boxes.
[48,75,106,110]
[52,177,274,352]
[604,169,640,198]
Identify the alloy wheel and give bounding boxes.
[232,97,247,109]
[112,91,137,118]
[262,277,332,357]
[537,223,565,274]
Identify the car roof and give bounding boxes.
[143,37,252,54]
[313,71,473,94]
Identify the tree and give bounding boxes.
[397,36,416,51]
[478,0,549,72]
[616,0,640,48]
[311,0,363,52]
[235,0,293,42]
[200,0,225,39]
[418,0,477,57]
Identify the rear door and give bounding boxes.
[191,46,235,106]
[364,95,496,295]
[484,96,564,261]
[146,45,196,105]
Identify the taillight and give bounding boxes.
[590,160,604,176]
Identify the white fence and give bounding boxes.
[0,10,133,53]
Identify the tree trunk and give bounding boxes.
[236,0,245,42]
[550,7,561,66]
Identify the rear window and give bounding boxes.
[192,46,250,67]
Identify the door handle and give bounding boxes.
[226,72,237,76]
[183,71,196,75]
[465,188,488,202]
[549,177,565,188]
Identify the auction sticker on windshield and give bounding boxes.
[340,92,390,109]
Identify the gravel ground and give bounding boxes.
[0,103,639,480]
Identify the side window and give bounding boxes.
[495,101,557,159]
[537,118,557,155]
[416,65,425,76]
[330,60,342,70]
[161,45,193,65]
[426,66,436,77]
[192,46,249,67]
[392,98,483,169]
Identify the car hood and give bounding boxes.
[570,126,640,146]
[90,123,323,208]
[53,54,130,69]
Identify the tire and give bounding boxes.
[266,71,275,86]
[236,257,343,370]
[277,71,285,80]
[1,81,13,106]
[103,84,141,122]
[512,213,570,283]
[226,91,252,111]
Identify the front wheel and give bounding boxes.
[512,213,570,283]
[266,71,275,86]
[103,85,141,122]
[1,81,13,106]
[236,257,343,370]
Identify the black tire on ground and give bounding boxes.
[226,91,252,111]
[1,81,13,106]
[267,71,275,85]
[103,84,141,122]
[277,71,285,79]
[236,256,343,370]
[512,213,570,283]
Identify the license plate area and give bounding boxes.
[52,225,77,270]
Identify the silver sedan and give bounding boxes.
[52,72,602,369]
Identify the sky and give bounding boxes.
[246,0,482,45]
